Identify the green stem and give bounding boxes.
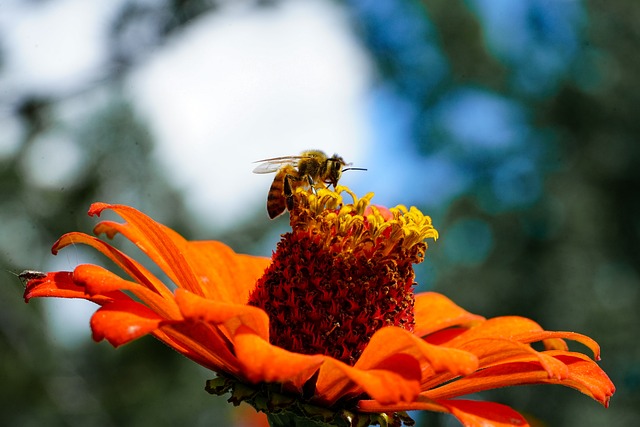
[267,411,342,427]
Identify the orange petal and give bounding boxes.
[23,271,125,305]
[92,219,187,283]
[154,322,241,375]
[461,338,570,378]
[414,292,484,337]
[232,325,324,391]
[424,352,615,407]
[316,355,422,406]
[174,289,269,340]
[422,338,571,391]
[90,300,164,347]
[313,362,358,405]
[358,396,530,427]
[180,241,270,304]
[74,264,180,319]
[445,317,603,361]
[94,219,270,303]
[512,330,601,360]
[314,327,477,406]
[357,326,478,376]
[550,352,616,407]
[88,203,202,295]
[440,399,530,427]
[443,316,544,348]
[53,231,175,301]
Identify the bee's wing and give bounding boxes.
[252,156,304,174]
[252,162,284,174]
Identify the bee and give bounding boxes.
[253,150,365,219]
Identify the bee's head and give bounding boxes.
[325,154,346,187]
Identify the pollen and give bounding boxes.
[248,186,438,366]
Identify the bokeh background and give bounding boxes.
[1,0,637,426]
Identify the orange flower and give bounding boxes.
[23,187,614,427]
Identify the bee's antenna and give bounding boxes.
[342,167,367,172]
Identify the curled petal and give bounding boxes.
[357,327,478,377]
[318,355,422,405]
[461,338,570,379]
[91,300,164,347]
[74,264,180,319]
[444,316,545,347]
[23,271,125,305]
[447,316,603,361]
[53,231,174,301]
[155,322,242,375]
[232,325,324,391]
[414,292,485,337]
[424,352,615,407]
[94,220,269,304]
[175,289,269,340]
[88,203,202,295]
[422,339,571,391]
[512,330,601,360]
[550,353,616,407]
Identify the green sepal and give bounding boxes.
[205,375,414,427]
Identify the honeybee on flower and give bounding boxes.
[253,149,365,218]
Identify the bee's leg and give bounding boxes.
[284,174,296,211]
[283,174,295,197]
[306,176,317,195]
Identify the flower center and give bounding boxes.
[248,186,438,366]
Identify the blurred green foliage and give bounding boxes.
[1,0,637,426]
